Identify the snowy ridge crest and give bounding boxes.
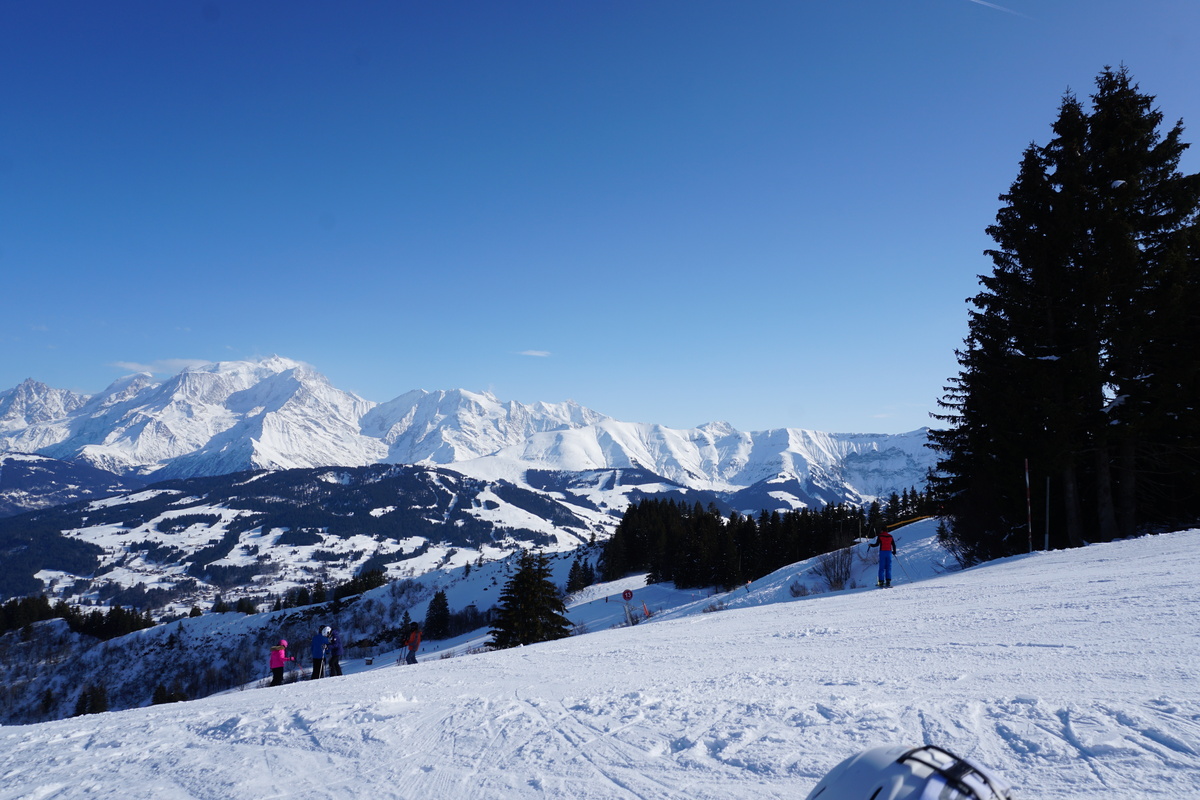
[0,357,934,503]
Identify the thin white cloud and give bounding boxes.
[966,0,1030,18]
[519,350,551,358]
[109,358,211,375]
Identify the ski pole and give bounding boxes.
[895,553,913,581]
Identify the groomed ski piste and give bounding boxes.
[2,519,1198,799]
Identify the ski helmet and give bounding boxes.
[279,639,288,647]
[804,745,1014,800]
[321,626,331,637]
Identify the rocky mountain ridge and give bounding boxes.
[0,357,934,512]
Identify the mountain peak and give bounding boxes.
[0,357,935,504]
[697,420,738,437]
[0,378,90,429]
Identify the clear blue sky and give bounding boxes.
[3,1,1198,433]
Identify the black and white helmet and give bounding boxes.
[320,626,331,637]
[805,745,1015,800]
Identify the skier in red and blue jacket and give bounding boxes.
[868,528,898,588]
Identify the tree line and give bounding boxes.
[930,66,1200,563]
[1,594,154,640]
[600,491,936,590]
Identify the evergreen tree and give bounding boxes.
[152,684,188,705]
[566,558,584,593]
[234,597,257,614]
[568,557,596,592]
[931,66,1200,562]
[865,501,883,532]
[73,683,109,716]
[424,590,451,639]
[489,550,571,650]
[883,492,902,525]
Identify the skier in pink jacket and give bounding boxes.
[269,639,294,686]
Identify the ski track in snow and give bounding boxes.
[2,524,1200,799]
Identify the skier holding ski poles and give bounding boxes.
[311,626,330,679]
[867,527,898,588]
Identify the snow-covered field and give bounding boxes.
[3,521,1198,799]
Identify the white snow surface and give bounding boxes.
[3,521,1198,800]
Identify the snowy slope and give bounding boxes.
[3,522,1197,800]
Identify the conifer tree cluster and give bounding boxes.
[565,556,596,593]
[600,495,935,589]
[72,683,109,716]
[0,595,154,640]
[930,67,1200,563]
[488,550,571,650]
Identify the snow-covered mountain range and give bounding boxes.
[0,356,934,507]
[0,357,937,619]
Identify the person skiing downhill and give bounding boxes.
[311,626,330,679]
[269,639,294,686]
[868,527,898,587]
[403,622,421,665]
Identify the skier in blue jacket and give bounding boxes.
[311,626,329,679]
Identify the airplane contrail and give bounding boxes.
[966,0,1031,19]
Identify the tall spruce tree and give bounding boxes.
[566,557,585,593]
[424,590,450,640]
[488,550,571,650]
[931,66,1200,563]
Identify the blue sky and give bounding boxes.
[2,1,1198,434]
